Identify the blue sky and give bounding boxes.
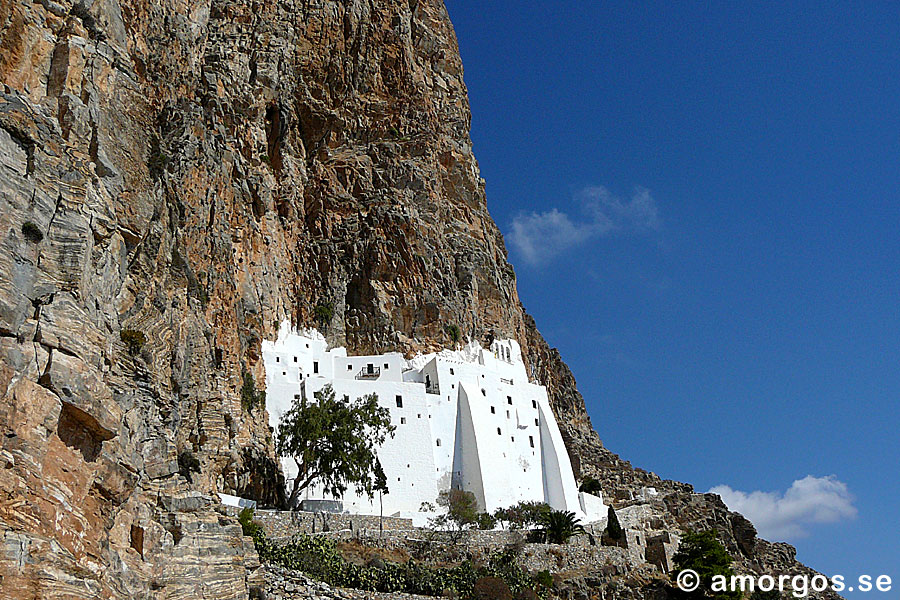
[445,0,898,592]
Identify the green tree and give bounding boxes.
[430,489,481,532]
[276,384,394,507]
[540,510,586,544]
[605,505,624,541]
[493,501,552,530]
[671,530,741,599]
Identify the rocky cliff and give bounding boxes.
[0,0,835,597]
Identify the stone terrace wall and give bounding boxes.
[225,507,413,538]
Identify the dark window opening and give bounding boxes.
[529,436,534,448]
[313,361,319,374]
[396,395,403,408]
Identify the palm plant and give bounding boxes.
[540,510,586,544]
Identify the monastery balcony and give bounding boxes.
[425,382,440,395]
[355,366,381,380]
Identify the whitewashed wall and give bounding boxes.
[262,322,606,523]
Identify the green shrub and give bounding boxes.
[578,476,603,495]
[533,569,553,589]
[445,323,461,344]
[314,301,334,329]
[671,530,741,599]
[238,507,264,541]
[120,329,146,356]
[21,221,43,243]
[494,501,552,530]
[241,369,266,412]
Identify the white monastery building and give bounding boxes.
[263,321,606,524]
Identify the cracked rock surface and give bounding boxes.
[0,0,837,597]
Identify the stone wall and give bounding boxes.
[226,506,414,538]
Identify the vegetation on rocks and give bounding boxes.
[671,530,740,599]
[120,329,146,356]
[241,510,546,599]
[240,370,266,412]
[21,221,43,243]
[315,301,335,329]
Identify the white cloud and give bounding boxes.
[507,186,660,265]
[710,475,858,541]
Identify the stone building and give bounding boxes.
[263,322,606,524]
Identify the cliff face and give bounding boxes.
[0,0,833,598]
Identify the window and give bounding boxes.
[417,413,421,419]
[496,427,501,435]
[276,356,280,363]
[532,400,537,409]
[529,436,534,448]
[313,361,319,374]
[305,343,309,348]
[294,394,300,400]
[293,356,298,362]
[481,389,486,396]
[343,395,349,402]
[507,396,512,405]
[384,363,389,369]
[401,417,406,425]
[490,406,495,414]
[511,436,514,442]
[282,371,286,376]
[396,395,403,408]
[535,418,539,426]
[506,410,510,419]
[436,439,441,447]
[347,364,353,370]
[450,368,454,375]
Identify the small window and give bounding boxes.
[313,361,319,374]
[396,395,403,408]
[497,427,501,435]
[293,356,298,362]
[507,396,512,405]
[451,383,455,389]
[282,371,286,376]
[532,400,537,409]
[294,394,301,400]
[417,413,421,419]
[535,418,539,426]
[401,417,406,424]
[305,343,309,348]
[506,410,510,418]
[450,368,454,375]
[481,389,486,396]
[511,436,515,442]
[276,356,280,363]
[348,364,353,370]
[384,363,389,369]
[529,436,534,448]
[436,439,441,447]
[343,395,349,402]
[490,406,495,414]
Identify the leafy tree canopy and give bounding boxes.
[276,384,395,507]
[671,529,741,599]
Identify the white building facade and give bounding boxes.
[262,321,605,524]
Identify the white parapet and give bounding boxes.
[262,321,605,524]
